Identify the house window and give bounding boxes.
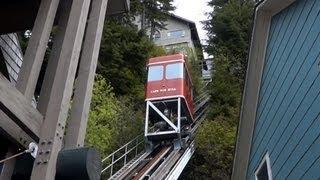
[167,30,185,38]
[154,31,161,40]
[255,153,272,180]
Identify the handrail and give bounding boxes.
[101,134,145,178]
[102,134,143,162]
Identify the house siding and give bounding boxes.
[247,0,320,179]
[154,18,192,47]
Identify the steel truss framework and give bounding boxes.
[145,98,182,137]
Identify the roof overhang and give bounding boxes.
[0,0,41,35]
[0,0,130,35]
[106,0,130,16]
[232,0,296,179]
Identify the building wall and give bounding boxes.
[134,15,195,52]
[0,33,23,84]
[153,17,193,49]
[247,0,320,179]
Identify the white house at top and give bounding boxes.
[233,0,320,179]
[134,13,212,80]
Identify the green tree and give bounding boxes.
[204,0,253,84]
[131,0,175,38]
[182,1,254,179]
[181,119,236,179]
[85,75,145,157]
[97,21,166,101]
[85,75,119,156]
[208,55,241,123]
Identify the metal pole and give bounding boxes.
[111,154,114,177]
[135,138,138,156]
[124,145,128,165]
[177,98,181,133]
[145,101,149,135]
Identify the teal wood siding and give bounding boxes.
[247,0,320,179]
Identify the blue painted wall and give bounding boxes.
[247,0,320,179]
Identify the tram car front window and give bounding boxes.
[148,65,163,82]
[165,63,183,79]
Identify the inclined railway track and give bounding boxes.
[103,93,210,180]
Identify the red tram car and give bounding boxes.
[144,54,194,147]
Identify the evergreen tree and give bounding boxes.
[97,21,165,101]
[131,0,175,39]
[204,0,254,84]
[182,1,254,179]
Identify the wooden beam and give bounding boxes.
[37,0,73,116]
[64,0,109,149]
[0,111,36,148]
[16,0,60,101]
[0,75,42,140]
[30,0,91,179]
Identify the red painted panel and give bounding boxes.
[146,79,184,99]
[148,54,185,65]
[145,53,195,121]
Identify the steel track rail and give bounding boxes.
[132,146,171,180]
[104,95,210,180]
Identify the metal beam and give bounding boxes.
[16,0,60,101]
[30,0,91,178]
[165,142,195,180]
[177,97,181,133]
[64,0,109,149]
[147,101,178,131]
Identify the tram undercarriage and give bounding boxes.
[144,97,193,149]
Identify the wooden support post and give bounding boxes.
[64,0,109,149]
[0,111,35,148]
[0,148,16,180]
[37,0,73,115]
[16,0,60,101]
[0,75,42,140]
[30,0,91,179]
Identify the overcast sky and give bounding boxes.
[173,0,211,46]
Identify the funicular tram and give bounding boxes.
[144,54,194,148]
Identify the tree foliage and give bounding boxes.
[131,0,175,34]
[208,55,241,123]
[97,21,165,101]
[181,119,236,179]
[204,0,254,84]
[181,0,254,179]
[85,75,144,157]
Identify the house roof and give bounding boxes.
[0,0,130,35]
